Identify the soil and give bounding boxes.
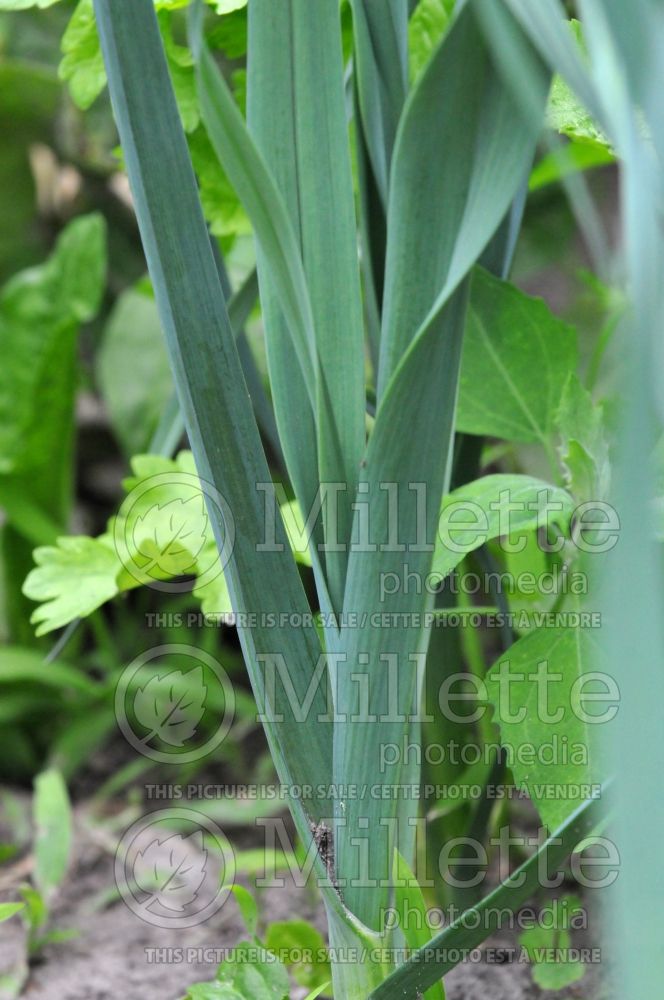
[0,797,611,1000]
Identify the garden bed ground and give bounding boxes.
[0,794,610,1000]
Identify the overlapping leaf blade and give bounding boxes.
[94,0,332,846]
[243,0,366,617]
[334,0,550,930]
[369,794,606,998]
[350,0,409,206]
[192,0,366,617]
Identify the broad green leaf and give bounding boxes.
[337,0,549,929]
[431,475,574,581]
[264,920,331,991]
[485,625,606,830]
[33,769,72,899]
[216,941,290,1000]
[351,0,408,204]
[519,894,586,991]
[555,374,610,502]
[212,0,366,614]
[95,0,332,860]
[0,213,105,487]
[369,795,606,998]
[0,213,105,642]
[393,851,445,1000]
[408,0,454,82]
[0,903,24,922]
[456,268,578,446]
[97,283,173,456]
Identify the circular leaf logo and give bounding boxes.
[115,808,235,928]
[113,470,235,593]
[115,644,235,764]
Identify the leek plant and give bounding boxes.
[70,0,658,996]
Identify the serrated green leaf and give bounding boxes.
[547,74,612,149]
[457,268,578,446]
[97,283,173,456]
[24,450,304,631]
[23,536,121,636]
[59,1,209,125]
[486,625,606,830]
[544,21,611,150]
